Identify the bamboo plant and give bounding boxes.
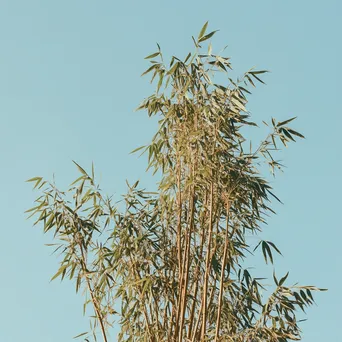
[27,23,325,342]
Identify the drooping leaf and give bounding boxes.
[73,161,88,176]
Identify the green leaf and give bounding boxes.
[73,332,88,339]
[273,271,279,286]
[198,30,218,43]
[141,64,157,76]
[231,96,247,112]
[208,43,212,56]
[191,36,199,48]
[267,241,282,256]
[253,240,262,252]
[262,241,273,264]
[250,70,269,75]
[277,117,297,127]
[73,161,88,176]
[70,175,86,186]
[246,74,255,87]
[26,176,44,189]
[266,189,283,204]
[279,272,289,286]
[287,129,305,139]
[157,72,164,93]
[26,177,43,183]
[198,21,209,40]
[130,145,146,154]
[167,62,179,75]
[50,264,68,282]
[184,52,191,64]
[250,72,265,84]
[25,205,41,213]
[282,129,296,142]
[91,162,95,180]
[144,52,160,59]
[261,241,268,263]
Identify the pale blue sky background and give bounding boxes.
[0,0,340,341]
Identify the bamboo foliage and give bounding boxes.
[27,23,325,342]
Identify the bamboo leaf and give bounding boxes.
[73,161,88,176]
[277,117,297,127]
[198,21,209,40]
[144,52,160,59]
[267,241,283,256]
[51,264,68,282]
[279,272,289,286]
[288,128,305,139]
[26,177,43,183]
[167,62,179,75]
[231,96,247,112]
[73,332,88,339]
[130,145,146,154]
[262,241,273,264]
[198,30,218,43]
[141,64,157,76]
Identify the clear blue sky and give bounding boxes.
[1,0,340,341]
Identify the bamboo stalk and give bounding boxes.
[191,283,216,342]
[215,201,231,341]
[178,186,196,342]
[174,159,183,339]
[175,187,191,338]
[201,181,214,340]
[187,195,208,339]
[191,298,203,342]
[177,163,183,282]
